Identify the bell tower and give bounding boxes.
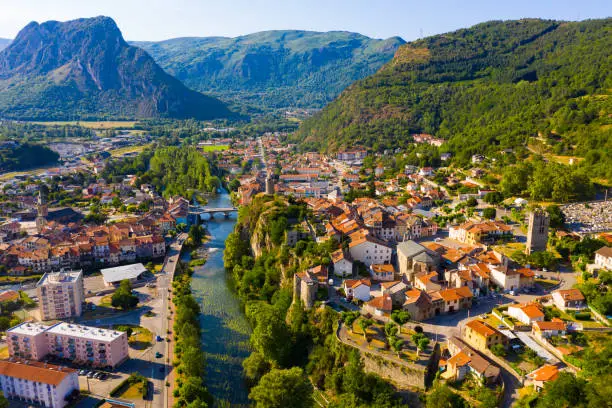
[36,190,48,232]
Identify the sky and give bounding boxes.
[0,0,609,41]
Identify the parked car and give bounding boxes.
[155,352,163,358]
[156,335,163,342]
[87,371,95,378]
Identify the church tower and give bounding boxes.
[36,190,48,232]
[526,209,549,255]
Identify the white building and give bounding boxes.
[594,247,612,270]
[348,234,392,267]
[332,249,353,277]
[0,360,79,408]
[36,270,84,321]
[343,279,371,302]
[489,266,520,291]
[100,263,147,287]
[507,303,545,325]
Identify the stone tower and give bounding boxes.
[293,271,318,309]
[36,190,48,232]
[526,209,550,255]
[265,175,275,195]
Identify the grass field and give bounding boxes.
[30,121,139,129]
[200,144,229,152]
[109,143,152,157]
[0,168,52,182]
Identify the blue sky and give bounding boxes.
[0,0,610,41]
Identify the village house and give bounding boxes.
[551,288,587,311]
[332,249,353,277]
[445,337,501,385]
[348,232,392,267]
[414,271,442,291]
[526,365,560,392]
[449,221,513,245]
[370,263,395,281]
[380,281,408,306]
[343,279,371,302]
[364,295,393,316]
[463,319,508,353]
[532,319,567,340]
[507,303,545,325]
[594,246,612,270]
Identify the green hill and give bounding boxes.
[132,31,404,109]
[295,19,611,178]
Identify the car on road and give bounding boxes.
[155,352,163,358]
[156,335,163,342]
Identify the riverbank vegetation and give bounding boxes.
[224,194,412,406]
[171,261,213,408]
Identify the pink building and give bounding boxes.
[7,322,129,368]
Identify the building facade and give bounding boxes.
[7,322,129,368]
[0,360,78,408]
[36,270,84,321]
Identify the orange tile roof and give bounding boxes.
[528,364,559,382]
[534,319,566,331]
[513,303,545,320]
[465,319,499,338]
[367,295,393,311]
[447,351,471,367]
[0,360,76,385]
[554,288,585,302]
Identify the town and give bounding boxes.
[0,128,610,408]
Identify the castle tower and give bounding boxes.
[265,175,275,195]
[36,190,48,233]
[526,209,549,255]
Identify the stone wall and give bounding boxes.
[361,351,428,389]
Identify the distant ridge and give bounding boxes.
[0,38,10,52]
[132,30,405,108]
[0,17,234,120]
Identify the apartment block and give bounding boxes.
[7,322,129,368]
[36,270,84,320]
[0,360,78,408]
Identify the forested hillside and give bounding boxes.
[0,143,59,172]
[133,30,404,109]
[295,19,611,179]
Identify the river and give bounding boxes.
[188,191,251,406]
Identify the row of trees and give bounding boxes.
[171,262,213,408]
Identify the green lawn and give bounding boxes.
[201,144,229,152]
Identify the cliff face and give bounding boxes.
[0,16,233,120]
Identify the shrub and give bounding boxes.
[574,312,591,320]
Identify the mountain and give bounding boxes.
[0,17,233,120]
[0,39,10,52]
[132,31,405,109]
[295,19,611,170]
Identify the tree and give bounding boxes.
[491,343,506,357]
[482,207,497,219]
[111,280,139,310]
[228,178,241,192]
[466,197,478,207]
[427,383,468,408]
[0,392,8,408]
[391,310,411,331]
[388,336,404,358]
[536,372,587,408]
[483,191,503,205]
[243,352,271,383]
[384,322,398,339]
[416,337,430,356]
[358,318,374,340]
[546,205,565,229]
[342,311,360,331]
[188,225,205,245]
[249,367,313,408]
